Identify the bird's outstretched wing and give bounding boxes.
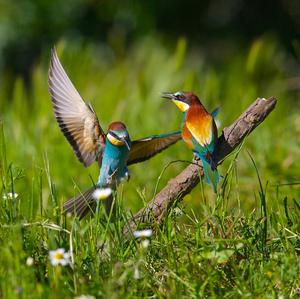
[127,132,182,165]
[48,48,106,167]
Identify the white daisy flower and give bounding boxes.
[3,192,19,200]
[133,229,152,238]
[49,248,70,266]
[26,257,34,266]
[92,188,113,201]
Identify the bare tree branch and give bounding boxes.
[125,97,277,233]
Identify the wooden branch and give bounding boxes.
[124,97,277,233]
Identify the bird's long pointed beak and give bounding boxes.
[161,92,190,112]
[123,139,131,151]
[161,92,175,100]
[108,131,131,150]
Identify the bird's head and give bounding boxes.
[107,122,131,150]
[162,91,200,112]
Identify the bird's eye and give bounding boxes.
[174,92,184,100]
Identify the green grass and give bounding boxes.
[0,36,299,298]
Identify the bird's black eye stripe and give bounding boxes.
[108,131,121,141]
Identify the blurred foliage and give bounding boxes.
[0,0,300,93]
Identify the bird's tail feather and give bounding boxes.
[63,187,115,219]
[201,158,219,193]
[63,187,97,219]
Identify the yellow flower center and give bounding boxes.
[54,252,64,260]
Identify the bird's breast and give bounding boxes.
[98,145,129,187]
[104,141,129,160]
[185,105,215,147]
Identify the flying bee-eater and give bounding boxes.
[63,121,132,217]
[48,49,181,218]
[162,91,219,193]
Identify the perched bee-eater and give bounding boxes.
[48,49,181,218]
[162,91,219,193]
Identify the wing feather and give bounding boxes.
[48,48,105,167]
[127,132,181,165]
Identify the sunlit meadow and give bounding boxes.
[0,36,299,298]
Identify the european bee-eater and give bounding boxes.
[48,49,181,218]
[162,91,219,193]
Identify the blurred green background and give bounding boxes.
[0,0,300,217]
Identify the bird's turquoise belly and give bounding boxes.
[97,144,129,187]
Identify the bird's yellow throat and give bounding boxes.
[107,133,124,146]
[172,99,189,112]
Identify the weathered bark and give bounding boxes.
[125,97,277,233]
